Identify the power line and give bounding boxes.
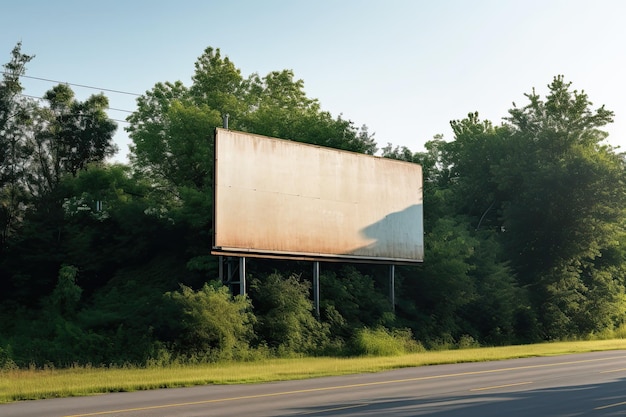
[2,72,142,96]
[20,93,134,113]
[106,107,132,113]
[19,94,131,124]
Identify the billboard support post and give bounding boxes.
[313,261,320,318]
[219,256,246,296]
[239,257,246,295]
[219,256,224,282]
[389,264,396,313]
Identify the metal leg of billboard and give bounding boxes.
[313,261,320,319]
[219,256,247,296]
[239,257,246,295]
[389,264,396,313]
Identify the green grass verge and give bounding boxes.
[1,339,624,404]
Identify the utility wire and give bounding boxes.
[19,94,131,124]
[2,72,142,96]
[4,71,142,124]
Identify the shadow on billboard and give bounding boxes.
[350,204,424,261]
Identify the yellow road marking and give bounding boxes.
[297,402,370,415]
[600,368,626,373]
[470,381,533,391]
[64,355,626,417]
[595,400,626,410]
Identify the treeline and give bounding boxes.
[0,43,625,367]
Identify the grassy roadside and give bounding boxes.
[1,339,624,403]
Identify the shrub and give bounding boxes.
[351,327,424,356]
[457,334,480,349]
[164,281,255,361]
[250,273,331,356]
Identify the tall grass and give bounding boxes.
[1,339,624,403]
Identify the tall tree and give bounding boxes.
[241,69,376,154]
[27,84,117,197]
[498,78,626,337]
[448,76,626,338]
[189,47,245,119]
[446,112,511,231]
[0,43,34,248]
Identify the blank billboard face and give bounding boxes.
[212,128,423,263]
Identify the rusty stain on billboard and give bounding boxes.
[212,128,424,263]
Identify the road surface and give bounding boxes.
[2,350,625,416]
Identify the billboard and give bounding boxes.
[212,128,423,263]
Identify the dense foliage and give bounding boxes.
[1,44,624,367]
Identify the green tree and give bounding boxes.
[441,76,626,339]
[241,69,376,154]
[28,84,117,196]
[446,112,511,231]
[497,76,626,337]
[189,47,246,118]
[0,43,35,248]
[127,82,214,189]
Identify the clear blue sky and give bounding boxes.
[3,0,625,162]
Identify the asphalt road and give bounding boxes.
[2,350,625,416]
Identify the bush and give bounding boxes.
[250,273,331,356]
[164,281,255,361]
[351,327,424,356]
[457,334,480,349]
